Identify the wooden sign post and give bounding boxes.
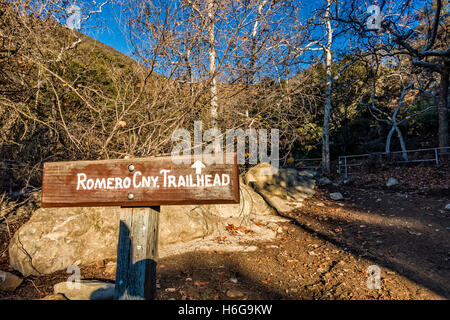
[41,154,239,300]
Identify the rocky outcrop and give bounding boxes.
[244,163,316,214]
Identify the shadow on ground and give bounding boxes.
[283,185,450,299]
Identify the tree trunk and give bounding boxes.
[208,0,218,128]
[386,124,408,161]
[438,64,449,151]
[248,0,268,85]
[385,125,395,153]
[395,125,408,161]
[322,0,333,174]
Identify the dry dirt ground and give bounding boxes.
[1,165,449,300]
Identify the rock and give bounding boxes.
[302,170,318,177]
[158,206,219,246]
[8,205,216,276]
[316,202,325,207]
[267,222,279,231]
[386,177,399,187]
[96,260,106,268]
[445,204,450,211]
[54,280,115,300]
[9,180,276,276]
[9,204,216,276]
[226,289,244,298]
[244,163,315,214]
[298,171,315,179]
[317,177,332,185]
[329,192,344,201]
[8,206,121,276]
[0,271,23,291]
[39,293,68,300]
[208,180,276,218]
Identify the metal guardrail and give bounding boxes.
[337,147,450,177]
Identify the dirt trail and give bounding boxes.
[153,184,449,300]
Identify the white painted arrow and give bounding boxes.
[191,160,206,175]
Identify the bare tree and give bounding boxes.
[382,0,449,151]
[321,0,333,174]
[207,0,218,127]
[363,55,437,161]
[365,71,437,160]
[286,0,360,173]
[342,0,449,151]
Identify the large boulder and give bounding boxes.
[200,179,275,220]
[159,206,218,246]
[8,206,217,276]
[244,163,315,214]
[9,206,120,277]
[8,181,275,276]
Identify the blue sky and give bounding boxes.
[80,0,321,60]
[83,2,133,57]
[75,0,329,81]
[72,0,424,63]
[76,0,416,79]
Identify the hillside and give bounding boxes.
[0,3,154,192]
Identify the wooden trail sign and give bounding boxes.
[42,154,239,208]
[41,154,239,300]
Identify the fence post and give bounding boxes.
[435,148,439,166]
[344,157,348,179]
